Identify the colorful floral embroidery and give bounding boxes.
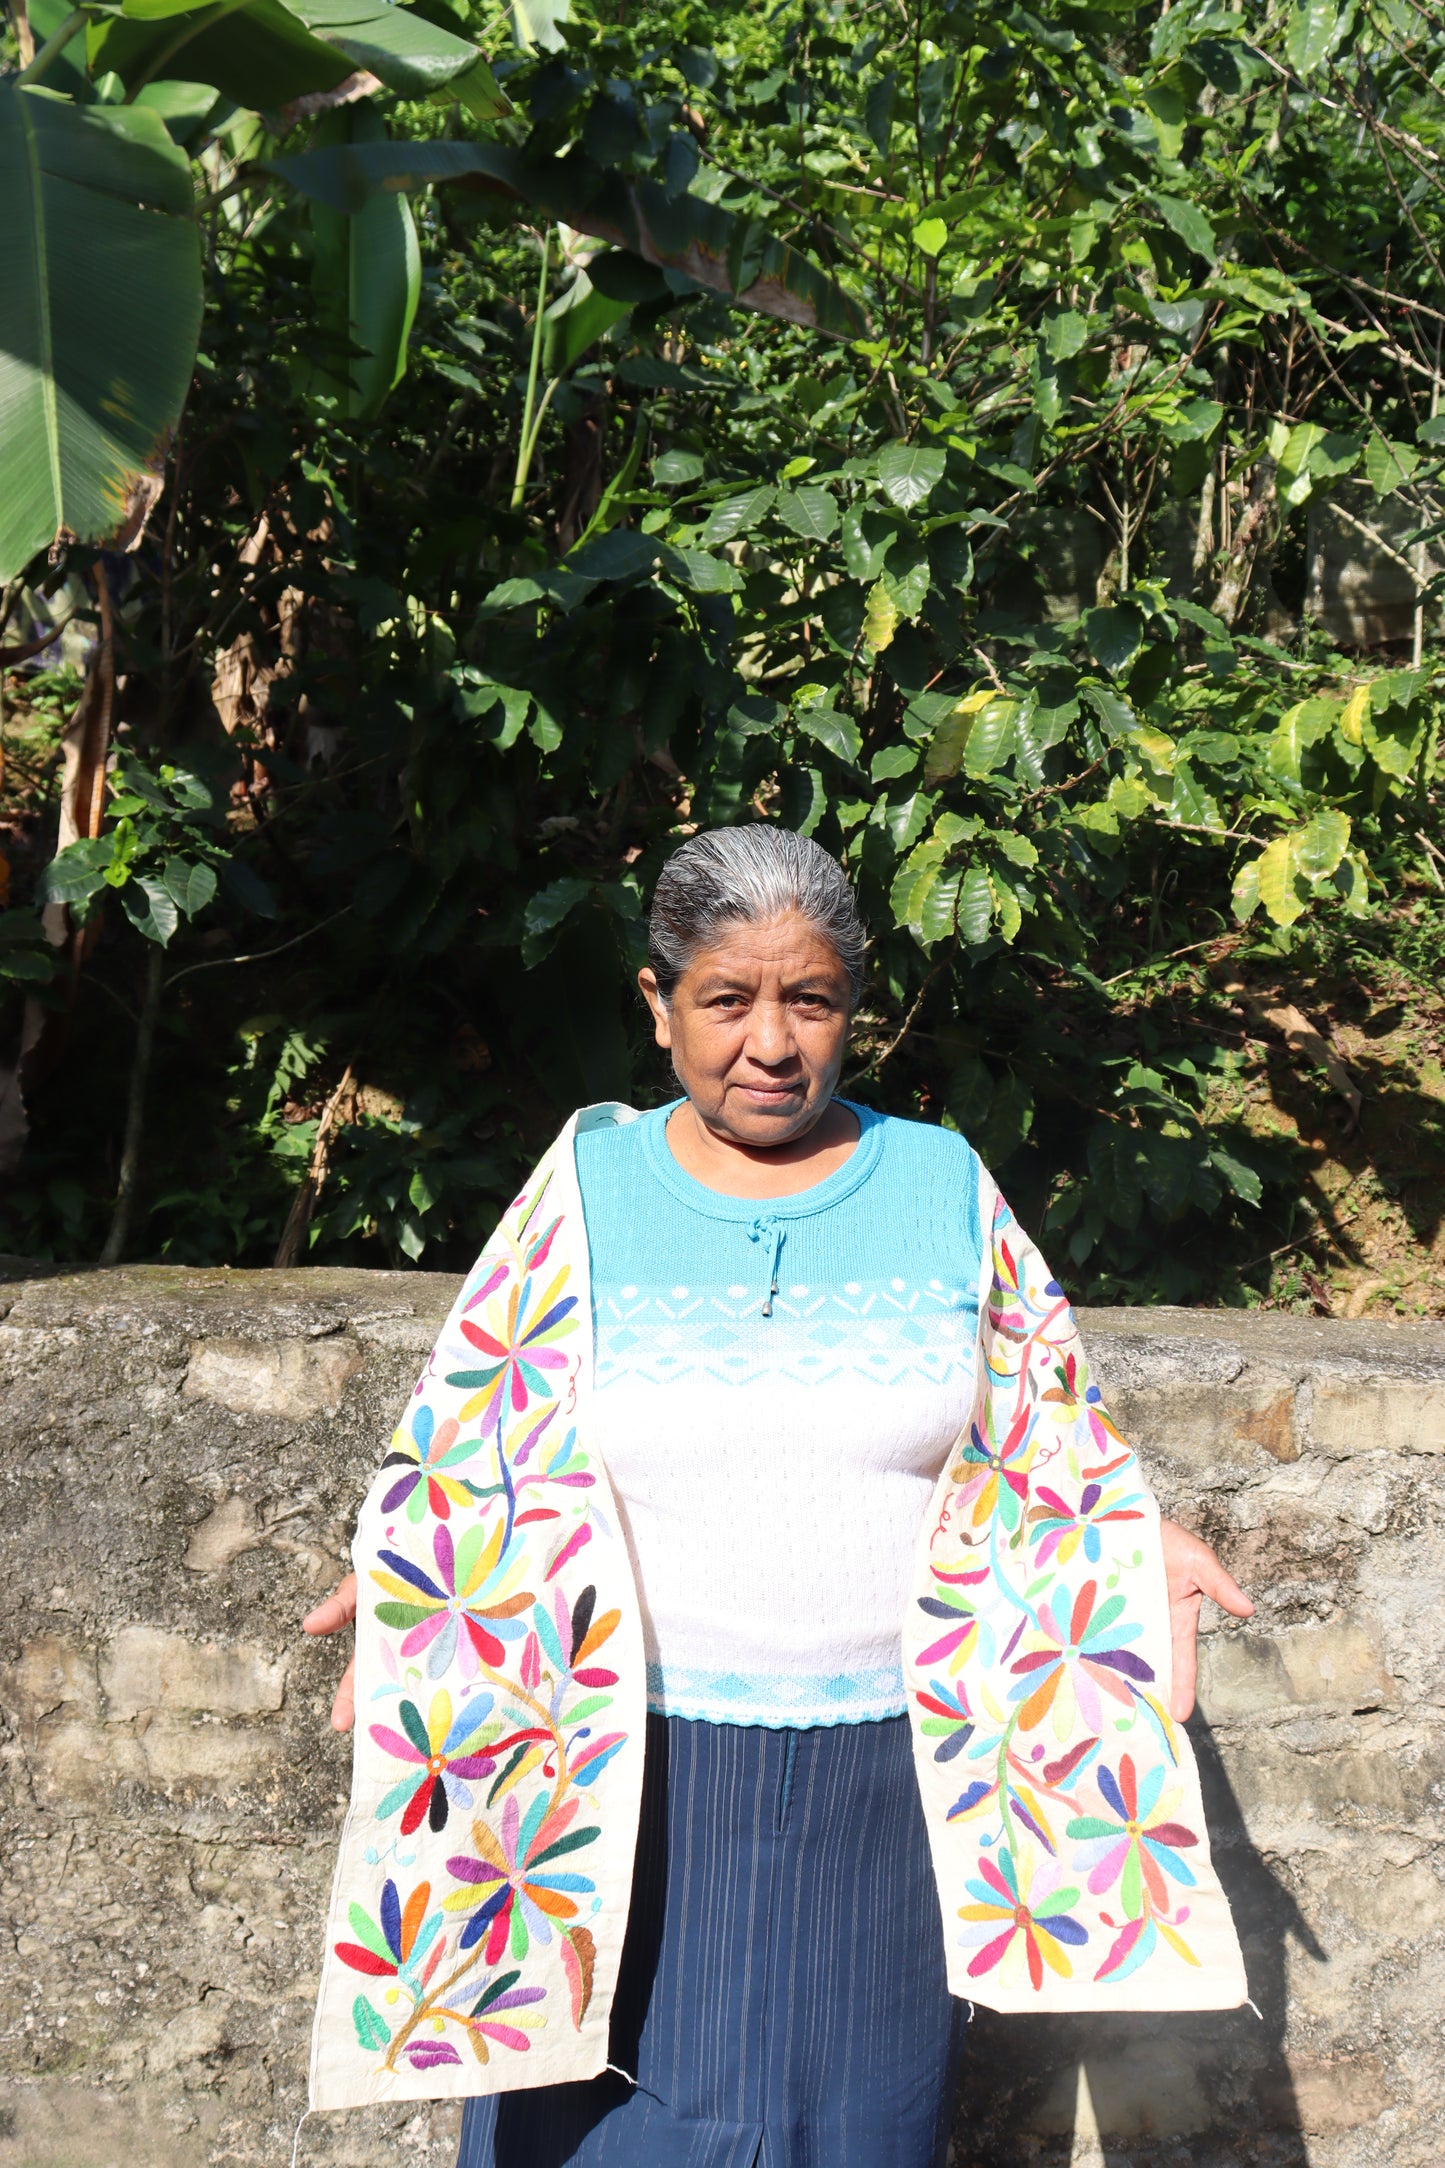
[903,1189,1233,2005]
[1026,1453,1145,1568]
[369,1689,500,1835]
[448,1246,576,1434]
[1008,1580,1153,1742]
[335,1873,549,2072]
[958,1847,1088,1989]
[379,1406,488,1522]
[373,1520,534,1680]
[313,1149,639,2099]
[316,1125,1243,2107]
[1067,1752,1202,1980]
[444,1790,599,1960]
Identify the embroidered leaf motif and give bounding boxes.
[352,1995,391,2051]
[560,1924,596,2026]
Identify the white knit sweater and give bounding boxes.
[574,1102,984,1726]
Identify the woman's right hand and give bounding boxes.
[302,1572,358,1732]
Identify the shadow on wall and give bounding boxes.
[950,1721,1327,2167]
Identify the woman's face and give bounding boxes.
[639,911,853,1147]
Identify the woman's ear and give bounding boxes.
[637,967,672,1048]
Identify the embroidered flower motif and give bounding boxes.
[444,1791,599,1964]
[370,1689,499,1835]
[445,1262,578,1433]
[986,1233,1059,1335]
[1038,1349,1128,1456]
[1008,1579,1152,1740]
[530,1583,621,1695]
[1068,1754,1204,1983]
[334,1875,548,2071]
[335,1881,444,1994]
[1066,1754,1199,1917]
[958,1848,1088,1988]
[379,1403,485,1522]
[460,1968,548,2063]
[372,1519,533,1681]
[1026,1460,1146,1568]
[953,1403,1036,1533]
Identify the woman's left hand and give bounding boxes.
[1159,1518,1253,1721]
[302,1572,358,1732]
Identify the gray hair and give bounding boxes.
[647,826,866,1004]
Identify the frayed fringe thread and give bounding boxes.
[1246,1998,1265,2023]
[605,2061,638,2086]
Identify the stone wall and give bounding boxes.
[1305,485,1444,649]
[0,1266,1439,2168]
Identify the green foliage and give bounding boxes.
[0,83,202,581]
[301,105,422,420]
[38,753,257,946]
[88,0,509,118]
[2,0,1445,1289]
[0,912,56,988]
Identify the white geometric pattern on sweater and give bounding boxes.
[596,1276,977,1394]
[590,1275,979,1726]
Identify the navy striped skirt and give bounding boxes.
[457,1713,966,2168]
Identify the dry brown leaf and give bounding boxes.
[211,631,278,737]
[108,468,166,557]
[280,70,383,124]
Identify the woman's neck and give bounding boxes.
[663,1097,861,1199]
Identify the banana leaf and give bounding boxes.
[0,83,202,582]
[542,271,631,376]
[301,106,421,420]
[90,0,509,119]
[269,138,867,338]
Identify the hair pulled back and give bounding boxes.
[647,825,866,1006]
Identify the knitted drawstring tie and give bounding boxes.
[748,1215,785,1317]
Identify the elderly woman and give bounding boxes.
[301,825,1252,2168]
